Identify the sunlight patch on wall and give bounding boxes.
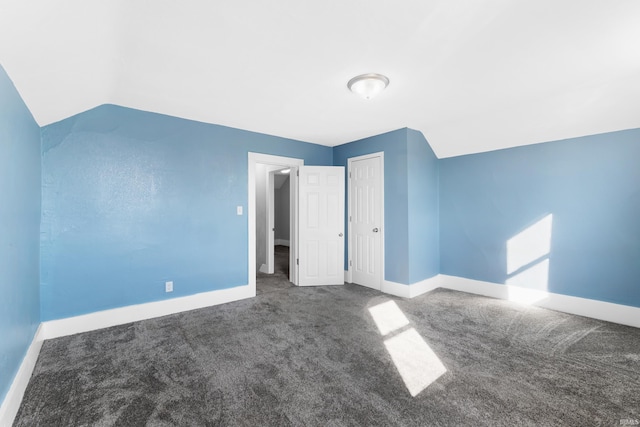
[507,214,552,274]
[368,300,446,396]
[506,214,553,305]
[506,258,549,289]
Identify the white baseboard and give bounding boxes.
[382,275,441,299]
[274,239,290,247]
[407,275,442,298]
[378,273,640,328]
[42,284,253,339]
[382,280,411,298]
[439,275,510,299]
[0,325,45,426]
[345,270,401,294]
[439,275,640,329]
[258,264,268,274]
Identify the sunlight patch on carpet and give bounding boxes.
[368,300,410,336]
[369,300,446,396]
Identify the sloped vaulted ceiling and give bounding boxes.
[1,0,639,158]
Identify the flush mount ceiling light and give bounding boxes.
[279,168,290,174]
[347,73,390,100]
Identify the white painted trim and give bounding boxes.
[291,166,299,285]
[347,151,385,289]
[0,325,45,426]
[377,274,640,328]
[267,168,275,274]
[248,153,303,291]
[274,239,290,247]
[379,275,441,299]
[439,275,640,329]
[258,264,268,274]
[382,280,411,298]
[42,285,253,339]
[344,270,350,283]
[407,275,442,298]
[439,275,509,299]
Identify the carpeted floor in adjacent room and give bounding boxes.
[256,245,293,296]
[14,261,640,425]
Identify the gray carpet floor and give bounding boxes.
[14,262,640,425]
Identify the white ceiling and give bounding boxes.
[1,0,639,158]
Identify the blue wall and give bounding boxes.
[440,129,640,307]
[40,105,332,321]
[333,129,410,284]
[0,65,41,403]
[333,128,440,285]
[407,129,439,283]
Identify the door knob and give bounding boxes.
[339,232,344,237]
[373,228,379,233]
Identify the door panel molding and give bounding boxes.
[298,166,345,286]
[347,152,384,290]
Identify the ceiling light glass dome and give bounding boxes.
[347,73,390,100]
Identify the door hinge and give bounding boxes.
[349,260,352,266]
[296,258,299,265]
[349,172,351,178]
[296,170,299,177]
[349,215,351,222]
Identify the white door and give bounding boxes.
[298,166,345,286]
[349,154,383,290]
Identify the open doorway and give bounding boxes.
[248,153,303,296]
[248,153,345,296]
[256,165,293,294]
[272,168,291,277]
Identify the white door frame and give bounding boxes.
[266,167,278,274]
[248,153,303,296]
[347,152,385,286]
